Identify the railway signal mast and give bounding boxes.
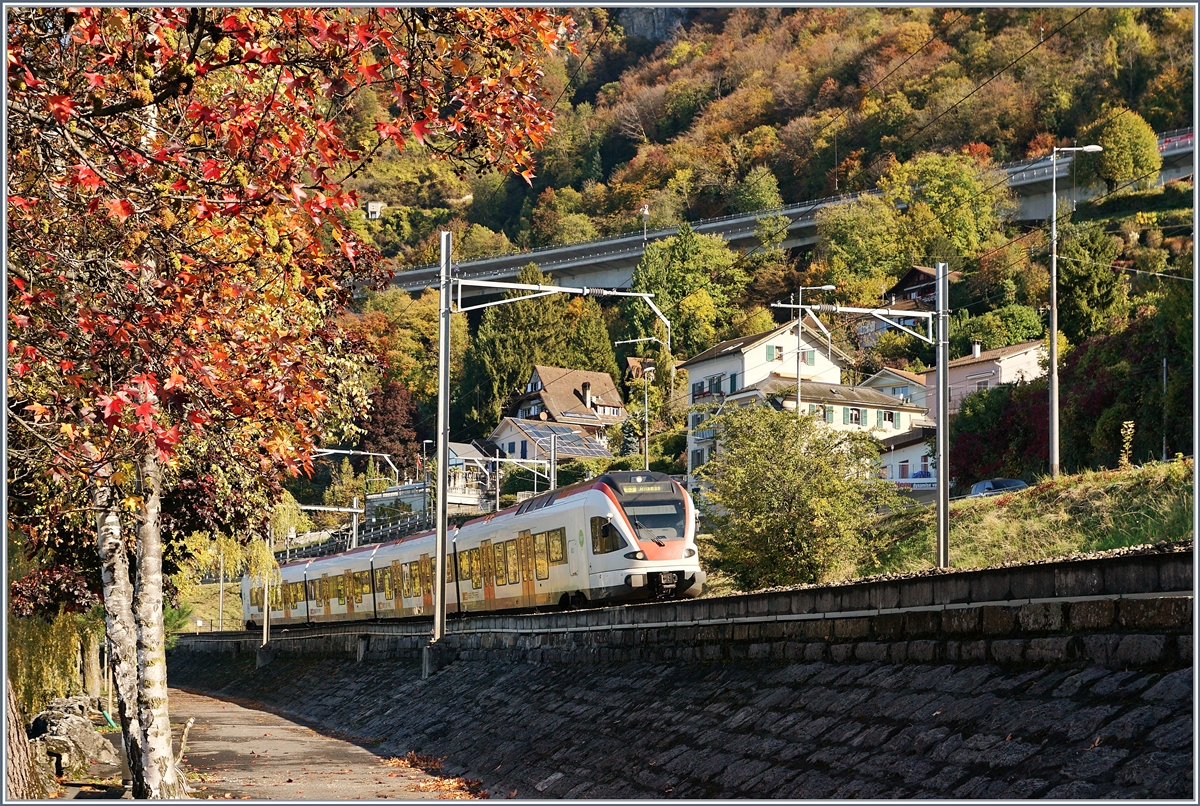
[425,232,673,677]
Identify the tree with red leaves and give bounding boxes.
[7,7,572,797]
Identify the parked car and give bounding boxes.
[968,478,1029,497]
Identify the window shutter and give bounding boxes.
[729,372,737,392]
[877,410,883,428]
[766,345,774,361]
[826,406,834,424]
[843,407,850,425]
[894,411,901,430]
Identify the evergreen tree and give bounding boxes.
[564,297,620,386]
[1058,222,1127,343]
[459,264,570,435]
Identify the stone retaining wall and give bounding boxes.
[180,544,1193,671]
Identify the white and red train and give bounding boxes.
[243,471,705,628]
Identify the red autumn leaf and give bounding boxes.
[46,95,76,123]
[410,118,429,144]
[105,198,134,223]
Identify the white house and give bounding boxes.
[679,322,849,479]
[859,366,930,410]
[924,341,1046,418]
[686,374,929,487]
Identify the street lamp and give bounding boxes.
[1050,144,1102,479]
[642,204,650,241]
[794,284,836,416]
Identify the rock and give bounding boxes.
[27,709,119,778]
[45,695,98,717]
[26,737,61,793]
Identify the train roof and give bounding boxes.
[273,471,683,573]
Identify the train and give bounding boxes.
[243,471,706,628]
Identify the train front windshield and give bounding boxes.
[614,480,687,542]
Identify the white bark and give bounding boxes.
[93,479,146,796]
[133,450,189,798]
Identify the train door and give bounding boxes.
[480,540,495,605]
[390,560,403,613]
[518,530,535,604]
[420,554,433,609]
[282,581,291,620]
[570,516,585,579]
[321,574,331,616]
[344,569,355,614]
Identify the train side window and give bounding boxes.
[493,542,507,585]
[401,563,412,598]
[409,562,421,595]
[457,551,470,582]
[336,575,345,605]
[506,540,519,585]
[382,567,394,600]
[590,517,625,554]
[548,527,567,565]
[445,556,455,584]
[533,532,550,580]
[470,549,482,589]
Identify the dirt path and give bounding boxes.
[170,688,485,800]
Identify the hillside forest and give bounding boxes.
[321,6,1193,502]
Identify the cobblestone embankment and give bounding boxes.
[168,649,1193,799]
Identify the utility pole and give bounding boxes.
[350,496,359,549]
[1050,143,1102,478]
[550,433,558,490]
[218,552,224,632]
[432,231,452,648]
[935,262,950,569]
[425,256,671,678]
[643,367,655,470]
[1162,357,1168,461]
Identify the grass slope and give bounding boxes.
[182,582,243,633]
[859,458,1193,577]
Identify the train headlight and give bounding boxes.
[624,550,647,561]
[684,547,697,558]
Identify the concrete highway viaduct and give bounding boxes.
[388,129,1193,302]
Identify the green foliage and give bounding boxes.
[362,206,453,259]
[459,264,575,435]
[563,297,620,386]
[627,223,748,356]
[1057,222,1127,344]
[725,166,784,214]
[1076,109,1163,193]
[697,405,904,588]
[950,304,1044,357]
[878,152,1015,257]
[162,602,195,650]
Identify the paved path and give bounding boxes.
[170,688,483,800]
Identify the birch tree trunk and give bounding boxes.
[6,676,47,799]
[133,450,189,798]
[93,479,147,796]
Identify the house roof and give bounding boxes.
[885,265,964,298]
[509,365,625,426]
[862,366,927,387]
[880,423,936,450]
[624,356,656,379]
[679,321,849,368]
[924,341,1044,374]
[727,374,927,412]
[488,418,613,460]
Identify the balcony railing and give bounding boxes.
[693,428,716,441]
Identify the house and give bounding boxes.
[924,341,1046,418]
[506,365,626,439]
[878,421,937,484]
[366,441,493,517]
[686,373,927,485]
[859,366,930,410]
[623,355,656,382]
[885,264,964,305]
[679,321,849,480]
[851,297,932,348]
[488,418,612,464]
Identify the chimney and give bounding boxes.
[582,381,592,409]
[972,342,981,358]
